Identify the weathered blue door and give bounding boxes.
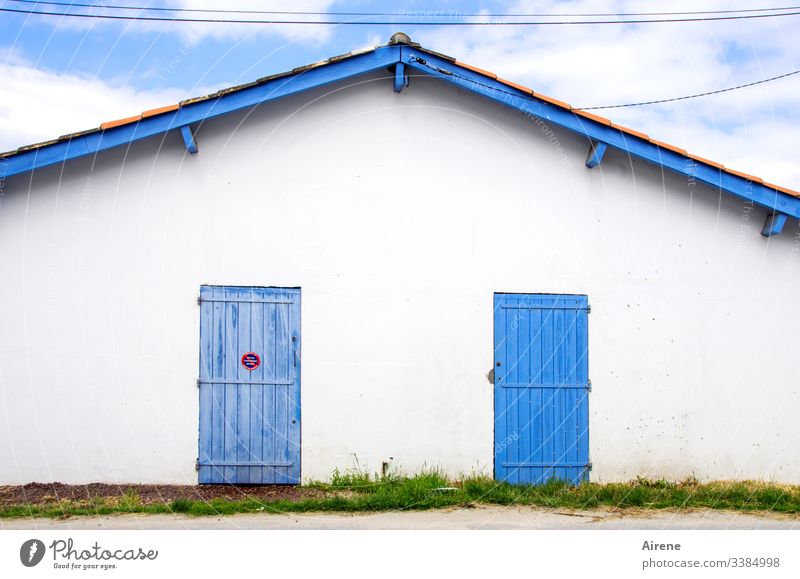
[198,286,301,484]
[494,293,590,485]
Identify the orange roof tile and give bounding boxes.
[574,110,612,126]
[454,61,497,79]
[533,92,571,110]
[611,123,649,141]
[724,168,764,184]
[141,104,180,118]
[686,153,725,170]
[100,115,142,130]
[496,77,533,95]
[764,181,800,198]
[649,139,688,156]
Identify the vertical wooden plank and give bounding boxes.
[561,308,571,482]
[518,307,531,469]
[505,300,519,485]
[223,298,239,483]
[565,309,579,483]
[289,288,302,484]
[494,391,503,482]
[263,301,278,483]
[210,288,226,484]
[555,307,565,482]
[542,304,554,484]
[550,304,560,485]
[198,289,213,484]
[531,307,544,485]
[576,305,590,482]
[249,295,265,484]
[275,291,290,484]
[566,312,575,481]
[561,306,570,482]
[236,288,252,484]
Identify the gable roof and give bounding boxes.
[2,33,797,235]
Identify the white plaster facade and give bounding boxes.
[1,70,798,485]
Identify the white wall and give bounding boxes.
[1,71,799,485]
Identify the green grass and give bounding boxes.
[3,471,800,519]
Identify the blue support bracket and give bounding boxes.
[585,141,607,168]
[180,125,198,154]
[761,212,788,237]
[393,62,409,93]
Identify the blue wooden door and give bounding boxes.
[494,293,590,485]
[198,286,301,484]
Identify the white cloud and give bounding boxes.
[413,0,800,188]
[0,54,214,152]
[353,33,384,53]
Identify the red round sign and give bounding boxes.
[241,352,261,371]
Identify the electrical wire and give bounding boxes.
[409,56,800,110]
[8,0,800,19]
[576,70,800,109]
[3,4,800,25]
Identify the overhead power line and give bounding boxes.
[8,0,800,18]
[576,69,800,109]
[3,4,800,25]
[410,56,799,111]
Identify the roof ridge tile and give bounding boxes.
[533,92,572,110]
[454,61,497,79]
[496,77,534,95]
[142,104,180,118]
[100,115,142,130]
[575,110,612,126]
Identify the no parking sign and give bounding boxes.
[241,352,261,371]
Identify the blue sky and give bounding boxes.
[2,1,800,187]
[2,1,494,93]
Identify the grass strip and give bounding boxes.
[3,471,799,519]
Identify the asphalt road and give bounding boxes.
[3,506,799,530]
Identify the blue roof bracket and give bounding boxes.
[402,49,800,225]
[761,212,788,237]
[181,125,198,154]
[394,62,409,93]
[585,141,607,168]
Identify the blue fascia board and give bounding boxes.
[1,46,402,178]
[402,49,800,221]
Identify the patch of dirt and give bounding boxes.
[0,482,327,507]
